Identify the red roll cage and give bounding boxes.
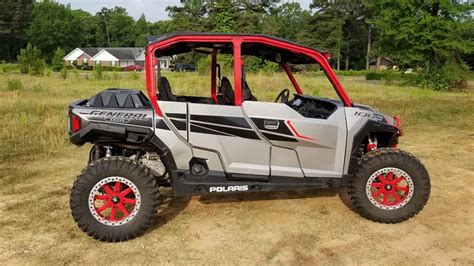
[145,33,353,117]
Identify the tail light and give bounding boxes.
[71,114,81,133]
[394,116,404,136]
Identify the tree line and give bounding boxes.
[0,0,473,89]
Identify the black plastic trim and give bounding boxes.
[347,120,398,175]
[172,170,342,196]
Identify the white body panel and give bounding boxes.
[155,99,350,179]
[188,103,271,176]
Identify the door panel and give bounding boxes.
[292,109,346,177]
[243,101,347,178]
[187,103,271,176]
[271,147,304,177]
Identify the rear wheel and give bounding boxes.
[70,157,159,242]
[347,148,430,223]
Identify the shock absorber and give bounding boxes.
[105,145,112,157]
[367,134,378,151]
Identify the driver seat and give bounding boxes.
[157,77,177,101]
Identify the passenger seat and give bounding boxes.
[219,77,235,105]
[157,77,177,101]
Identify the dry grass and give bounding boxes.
[0,70,473,264]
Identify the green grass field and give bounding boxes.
[1,71,473,264]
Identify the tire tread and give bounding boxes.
[347,148,430,223]
[70,156,160,242]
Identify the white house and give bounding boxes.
[64,47,172,69]
[91,48,142,68]
[63,48,102,66]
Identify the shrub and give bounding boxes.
[44,66,51,77]
[129,71,140,80]
[80,61,92,70]
[100,66,122,72]
[73,68,80,79]
[422,61,469,91]
[112,72,120,80]
[0,64,18,74]
[400,61,469,91]
[60,67,68,79]
[397,72,422,88]
[335,70,368,76]
[5,79,25,91]
[17,43,46,76]
[259,61,279,73]
[245,58,279,74]
[32,83,43,93]
[366,72,384,80]
[94,65,103,80]
[51,48,65,72]
[197,56,211,75]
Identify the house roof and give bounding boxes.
[63,47,102,60]
[369,57,394,65]
[80,48,102,57]
[66,47,172,61]
[104,48,142,60]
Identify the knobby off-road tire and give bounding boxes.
[70,157,159,242]
[348,148,430,223]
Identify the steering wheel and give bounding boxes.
[275,88,290,103]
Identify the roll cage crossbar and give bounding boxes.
[145,33,353,117]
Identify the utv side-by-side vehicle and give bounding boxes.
[68,33,430,242]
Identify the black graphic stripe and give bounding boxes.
[190,121,260,139]
[170,118,187,130]
[262,132,298,142]
[191,115,251,129]
[190,124,230,136]
[156,119,169,130]
[166,113,187,119]
[130,119,153,127]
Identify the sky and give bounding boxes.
[56,0,313,22]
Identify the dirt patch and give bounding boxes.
[1,130,474,265]
[1,74,473,264]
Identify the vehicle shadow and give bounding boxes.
[148,188,191,230]
[147,187,358,232]
[198,188,338,204]
[198,188,358,214]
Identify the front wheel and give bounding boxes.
[347,148,430,223]
[70,157,159,242]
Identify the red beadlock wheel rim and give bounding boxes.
[88,176,141,226]
[366,168,414,210]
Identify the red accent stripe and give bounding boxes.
[286,120,318,141]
